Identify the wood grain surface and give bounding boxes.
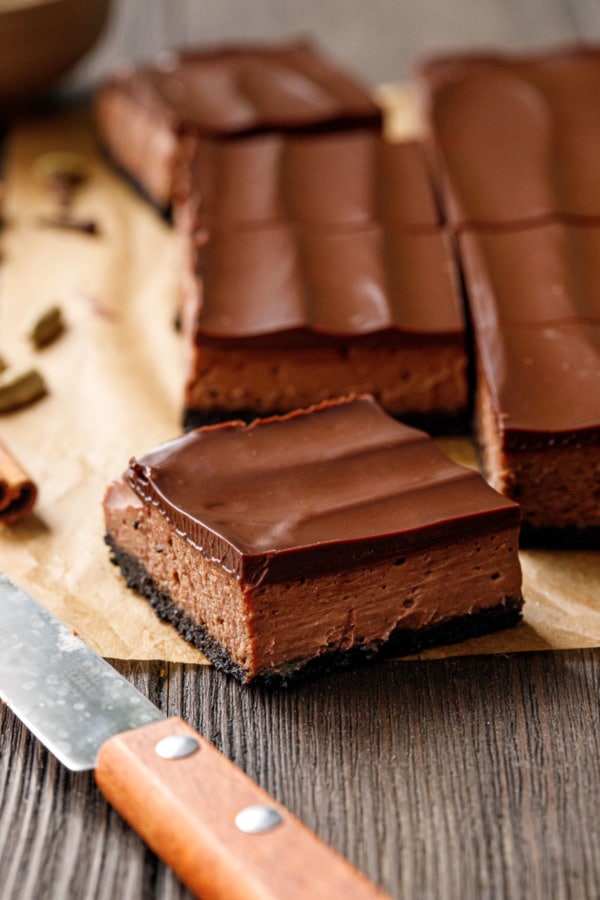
[2,1,600,898]
[2,653,600,899]
[95,717,387,899]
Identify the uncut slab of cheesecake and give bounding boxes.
[95,39,381,209]
[177,130,467,430]
[421,46,600,541]
[103,396,523,685]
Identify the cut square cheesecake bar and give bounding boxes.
[95,39,381,209]
[420,47,600,543]
[104,396,523,685]
[177,130,467,431]
[181,224,466,430]
[459,222,600,542]
[475,323,600,542]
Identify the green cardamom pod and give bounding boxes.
[0,367,47,413]
[28,305,65,348]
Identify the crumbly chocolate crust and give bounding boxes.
[518,523,600,550]
[105,533,523,687]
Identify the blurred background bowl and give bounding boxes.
[0,0,111,110]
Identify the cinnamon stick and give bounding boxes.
[0,440,37,524]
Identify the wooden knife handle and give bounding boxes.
[95,717,388,900]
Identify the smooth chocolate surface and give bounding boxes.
[459,222,600,329]
[181,131,439,228]
[127,397,519,586]
[460,219,600,446]
[108,39,381,137]
[191,224,463,343]
[476,323,600,446]
[422,47,600,227]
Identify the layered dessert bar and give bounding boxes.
[474,323,600,543]
[104,396,523,685]
[95,39,381,209]
[459,223,600,541]
[420,47,600,541]
[178,130,467,430]
[420,47,600,228]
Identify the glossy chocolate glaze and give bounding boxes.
[422,47,600,226]
[192,224,463,343]
[110,40,381,136]
[476,324,600,446]
[184,132,439,228]
[126,397,519,585]
[459,222,600,328]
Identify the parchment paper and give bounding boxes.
[0,98,598,665]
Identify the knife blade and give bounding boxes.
[0,574,388,899]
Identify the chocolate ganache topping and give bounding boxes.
[186,132,439,229]
[459,222,600,329]
[114,39,381,137]
[422,47,600,227]
[126,397,519,586]
[476,324,600,447]
[193,226,462,342]
[185,127,461,346]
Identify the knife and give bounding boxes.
[0,574,388,899]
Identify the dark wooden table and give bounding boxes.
[2,1,600,897]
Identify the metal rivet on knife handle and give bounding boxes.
[155,734,200,760]
[235,805,283,834]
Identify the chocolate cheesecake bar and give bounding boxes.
[421,47,600,542]
[178,130,467,430]
[420,46,600,228]
[96,39,381,209]
[459,223,600,541]
[104,396,523,685]
[475,324,600,543]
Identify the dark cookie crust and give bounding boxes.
[105,534,523,687]
[518,523,600,550]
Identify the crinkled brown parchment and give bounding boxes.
[0,98,598,665]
